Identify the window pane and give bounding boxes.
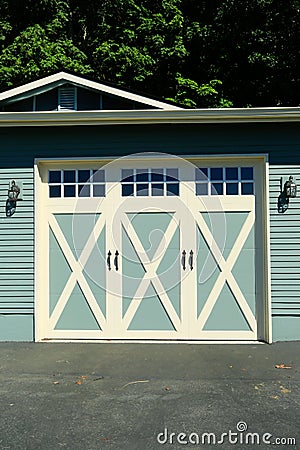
[195,168,208,181]
[78,170,91,183]
[226,183,238,195]
[241,167,253,180]
[49,185,61,197]
[210,168,223,181]
[166,169,178,181]
[122,184,134,196]
[151,183,164,196]
[121,169,134,182]
[211,182,223,195]
[166,183,179,196]
[63,170,76,183]
[93,184,105,197]
[136,169,148,182]
[49,171,61,183]
[225,167,238,180]
[151,169,164,181]
[196,183,208,195]
[79,184,90,197]
[64,185,76,197]
[136,183,148,196]
[93,170,105,182]
[241,182,254,195]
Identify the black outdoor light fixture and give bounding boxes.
[278,175,297,213]
[6,180,22,217]
[283,176,297,198]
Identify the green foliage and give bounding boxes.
[166,74,233,108]
[0,23,92,87]
[0,0,298,106]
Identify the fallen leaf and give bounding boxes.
[275,364,292,369]
[280,387,291,394]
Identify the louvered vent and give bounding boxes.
[58,86,76,111]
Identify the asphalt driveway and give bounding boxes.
[0,341,299,450]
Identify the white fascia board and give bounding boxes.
[0,107,300,127]
[0,71,181,110]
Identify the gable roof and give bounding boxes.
[0,71,182,110]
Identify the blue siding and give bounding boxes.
[269,166,300,341]
[0,169,34,340]
[0,121,299,341]
[0,123,299,167]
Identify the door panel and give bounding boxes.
[117,204,187,338]
[36,157,263,341]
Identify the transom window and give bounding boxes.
[121,168,179,197]
[195,167,254,196]
[48,169,105,198]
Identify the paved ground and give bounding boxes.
[0,342,299,450]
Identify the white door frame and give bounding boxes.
[34,154,271,342]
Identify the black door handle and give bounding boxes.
[107,251,111,271]
[114,250,119,271]
[181,250,186,270]
[189,250,193,270]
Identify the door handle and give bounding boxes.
[114,250,119,271]
[181,250,186,270]
[107,251,112,271]
[189,250,193,270]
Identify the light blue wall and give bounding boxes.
[269,166,300,341]
[0,168,34,340]
[0,122,299,341]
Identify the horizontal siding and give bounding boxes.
[0,168,34,340]
[269,166,300,341]
[0,122,299,167]
[0,122,299,341]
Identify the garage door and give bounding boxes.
[35,155,267,341]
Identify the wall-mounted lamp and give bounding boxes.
[6,180,22,217]
[278,176,297,213]
[283,176,297,198]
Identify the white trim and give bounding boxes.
[35,154,269,166]
[0,71,180,110]
[38,339,265,344]
[35,154,269,342]
[0,105,300,127]
[1,107,300,127]
[264,161,272,343]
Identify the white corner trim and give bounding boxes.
[264,161,272,343]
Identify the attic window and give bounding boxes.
[58,86,77,111]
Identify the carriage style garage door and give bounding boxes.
[35,155,269,341]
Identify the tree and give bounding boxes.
[0,0,298,107]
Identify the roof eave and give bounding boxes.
[0,71,182,110]
[0,107,299,127]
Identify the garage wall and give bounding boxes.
[269,166,300,341]
[0,121,299,341]
[0,169,34,340]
